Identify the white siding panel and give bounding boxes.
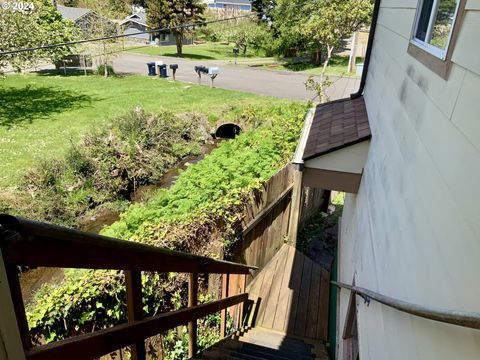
[375,23,466,120]
[451,71,480,151]
[465,0,480,10]
[380,0,418,9]
[305,140,370,174]
[338,5,480,359]
[452,11,480,76]
[377,7,416,39]
[369,35,480,305]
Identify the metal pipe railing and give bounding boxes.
[333,281,480,330]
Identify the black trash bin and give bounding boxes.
[147,62,156,76]
[159,64,168,78]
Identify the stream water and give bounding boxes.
[20,140,220,304]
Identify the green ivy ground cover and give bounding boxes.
[26,103,309,358]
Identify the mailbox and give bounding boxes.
[195,66,209,75]
[208,67,219,75]
[233,48,240,56]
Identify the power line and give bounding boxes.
[0,13,258,56]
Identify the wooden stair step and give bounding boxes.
[199,328,320,360]
[237,338,315,355]
[230,345,315,360]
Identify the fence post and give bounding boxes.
[288,163,304,246]
[220,273,230,339]
[188,273,198,358]
[125,270,145,360]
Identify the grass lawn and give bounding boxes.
[0,73,290,187]
[249,56,364,78]
[127,42,266,60]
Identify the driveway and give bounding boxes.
[114,53,360,101]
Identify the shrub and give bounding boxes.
[96,64,115,76]
[13,109,211,226]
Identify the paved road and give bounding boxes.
[113,53,360,101]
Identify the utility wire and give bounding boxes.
[0,12,258,56]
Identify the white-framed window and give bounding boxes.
[411,0,461,60]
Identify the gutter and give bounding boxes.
[288,108,315,245]
[292,107,316,169]
[350,0,382,100]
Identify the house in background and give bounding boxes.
[121,11,194,46]
[56,4,97,34]
[294,0,480,359]
[120,12,152,43]
[203,0,252,12]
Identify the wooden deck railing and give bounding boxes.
[0,214,257,360]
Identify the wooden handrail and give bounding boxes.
[0,215,257,274]
[25,293,248,360]
[0,214,257,359]
[333,281,480,330]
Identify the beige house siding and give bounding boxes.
[338,1,480,359]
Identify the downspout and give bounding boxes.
[288,108,315,245]
[350,0,382,100]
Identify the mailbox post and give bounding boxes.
[170,64,178,81]
[194,66,208,85]
[194,66,218,87]
[208,67,219,88]
[233,48,239,65]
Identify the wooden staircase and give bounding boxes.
[196,327,329,360]
[196,244,332,360]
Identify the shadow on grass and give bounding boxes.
[0,85,98,128]
[160,52,218,60]
[283,56,360,73]
[34,69,127,79]
[34,69,96,77]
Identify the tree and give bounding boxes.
[0,0,80,73]
[81,1,124,77]
[272,0,372,102]
[147,0,206,57]
[270,0,330,58]
[300,0,372,65]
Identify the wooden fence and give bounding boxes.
[231,164,327,275]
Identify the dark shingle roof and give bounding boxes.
[57,5,91,22]
[303,96,371,161]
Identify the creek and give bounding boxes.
[19,141,221,304]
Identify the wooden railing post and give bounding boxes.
[238,274,247,329]
[0,229,31,353]
[125,270,145,360]
[0,241,28,360]
[188,273,198,358]
[220,273,229,339]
